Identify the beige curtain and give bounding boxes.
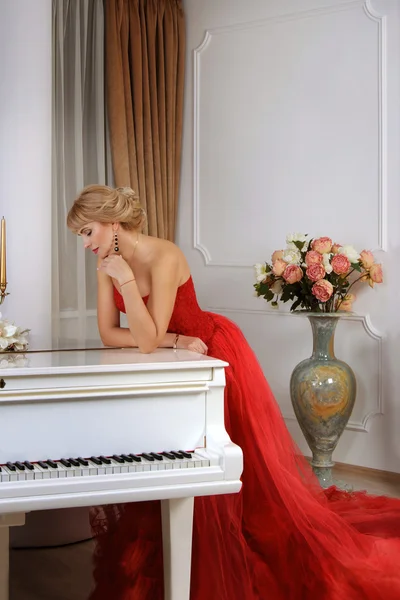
[52,0,112,343]
[105,0,186,241]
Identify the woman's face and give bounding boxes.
[79,221,114,259]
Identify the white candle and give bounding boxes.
[0,217,6,286]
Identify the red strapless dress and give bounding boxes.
[89,277,400,600]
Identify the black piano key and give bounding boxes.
[111,455,125,464]
[46,460,58,469]
[23,461,34,471]
[178,450,192,459]
[98,456,112,465]
[161,451,176,460]
[77,457,89,467]
[149,452,163,461]
[0,466,2,472]
[90,456,102,466]
[170,451,185,459]
[14,461,26,471]
[68,458,80,467]
[120,454,133,463]
[141,453,155,462]
[6,462,16,472]
[60,459,72,468]
[38,461,49,470]
[128,454,142,463]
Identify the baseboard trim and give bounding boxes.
[304,456,400,483]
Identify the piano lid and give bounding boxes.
[0,344,228,376]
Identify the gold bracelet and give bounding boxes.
[173,334,180,350]
[120,278,136,288]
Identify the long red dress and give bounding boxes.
[89,277,400,599]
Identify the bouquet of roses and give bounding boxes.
[254,234,383,313]
[0,313,30,351]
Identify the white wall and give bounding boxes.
[0,0,52,348]
[178,0,400,472]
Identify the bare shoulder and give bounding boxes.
[148,237,190,283]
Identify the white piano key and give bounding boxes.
[13,468,27,481]
[94,464,106,476]
[32,465,44,480]
[24,468,35,481]
[48,466,59,479]
[188,453,206,468]
[0,469,10,483]
[55,463,69,478]
[2,466,19,482]
[35,464,52,479]
[107,458,122,474]
[149,460,159,472]
[62,465,76,478]
[85,460,100,477]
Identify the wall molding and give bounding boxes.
[193,0,387,267]
[208,306,384,432]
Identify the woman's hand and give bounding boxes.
[98,255,134,286]
[177,335,208,355]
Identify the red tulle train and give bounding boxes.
[89,278,400,599]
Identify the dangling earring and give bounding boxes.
[114,232,119,253]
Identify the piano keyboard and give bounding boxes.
[0,450,214,482]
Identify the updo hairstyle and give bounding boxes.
[67,185,146,232]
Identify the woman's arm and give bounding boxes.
[97,258,208,354]
[98,253,183,353]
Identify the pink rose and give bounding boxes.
[337,293,355,312]
[305,251,323,266]
[331,254,351,275]
[331,243,342,254]
[271,250,284,263]
[312,237,333,254]
[283,264,303,284]
[312,279,334,302]
[369,263,383,287]
[272,258,287,277]
[306,263,326,282]
[360,250,374,270]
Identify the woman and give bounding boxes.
[68,184,400,600]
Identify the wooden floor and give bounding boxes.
[9,464,400,600]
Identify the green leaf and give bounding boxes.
[351,262,361,272]
[263,289,274,302]
[290,298,302,312]
[294,240,306,251]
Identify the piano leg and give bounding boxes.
[0,513,25,600]
[161,497,194,600]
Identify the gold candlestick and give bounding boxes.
[0,217,8,305]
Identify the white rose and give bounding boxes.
[322,253,333,274]
[3,323,17,338]
[0,337,10,350]
[339,245,360,264]
[286,233,307,244]
[254,263,267,283]
[282,248,301,265]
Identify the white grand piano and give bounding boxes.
[0,347,243,600]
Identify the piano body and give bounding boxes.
[0,347,243,600]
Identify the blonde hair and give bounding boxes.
[67,185,146,233]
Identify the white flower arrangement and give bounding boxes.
[0,313,30,351]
